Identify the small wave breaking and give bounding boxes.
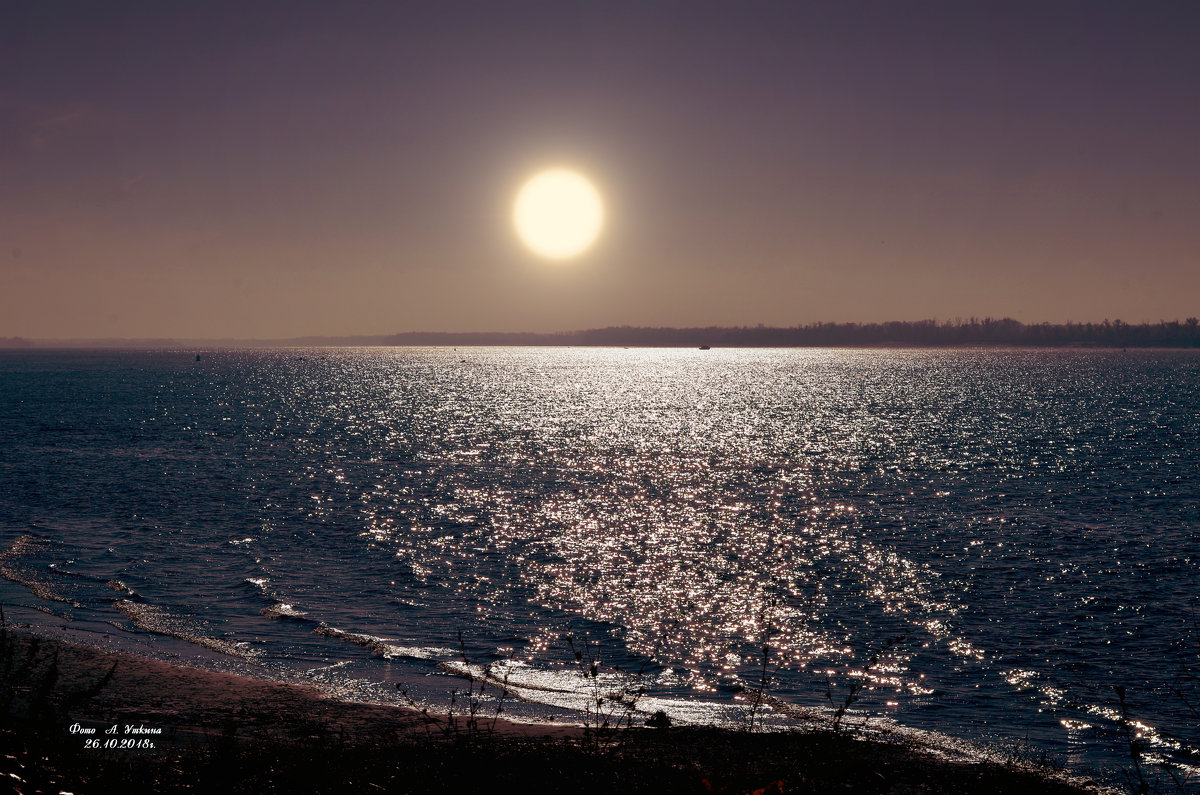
[312,623,453,660]
[114,599,260,660]
[0,535,84,608]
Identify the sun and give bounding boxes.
[512,169,604,260]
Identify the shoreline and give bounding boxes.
[2,628,1112,794]
[0,621,579,744]
[4,343,1200,352]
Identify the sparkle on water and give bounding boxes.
[1,347,1198,783]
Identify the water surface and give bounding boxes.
[1,347,1197,782]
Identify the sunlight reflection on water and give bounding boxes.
[1,347,1198,781]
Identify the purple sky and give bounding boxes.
[3,1,1199,338]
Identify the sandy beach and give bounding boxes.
[0,629,1111,794]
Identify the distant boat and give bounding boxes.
[195,354,201,361]
[699,345,711,350]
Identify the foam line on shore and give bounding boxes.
[114,599,260,660]
[311,622,453,660]
[0,535,84,608]
[261,602,310,620]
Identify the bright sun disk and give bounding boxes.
[512,169,604,260]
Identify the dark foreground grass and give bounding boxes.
[2,724,1107,795]
[1,630,1106,795]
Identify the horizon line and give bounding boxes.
[3,317,1199,349]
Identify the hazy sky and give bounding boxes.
[3,1,1199,339]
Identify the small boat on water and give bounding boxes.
[698,345,710,350]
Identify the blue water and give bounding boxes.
[1,347,1197,782]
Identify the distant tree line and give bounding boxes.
[6,319,1200,349]
[380,317,1200,348]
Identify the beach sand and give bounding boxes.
[1,630,1110,794]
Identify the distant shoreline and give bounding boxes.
[3,318,1200,350]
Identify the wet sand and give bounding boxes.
[1,630,1111,794]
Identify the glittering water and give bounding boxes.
[2,348,1198,781]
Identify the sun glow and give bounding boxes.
[512,169,604,260]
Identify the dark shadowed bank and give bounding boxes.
[0,630,1111,795]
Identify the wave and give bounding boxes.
[114,599,260,660]
[311,622,453,660]
[260,603,310,620]
[239,577,313,622]
[107,580,138,597]
[0,535,83,608]
[439,659,742,727]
